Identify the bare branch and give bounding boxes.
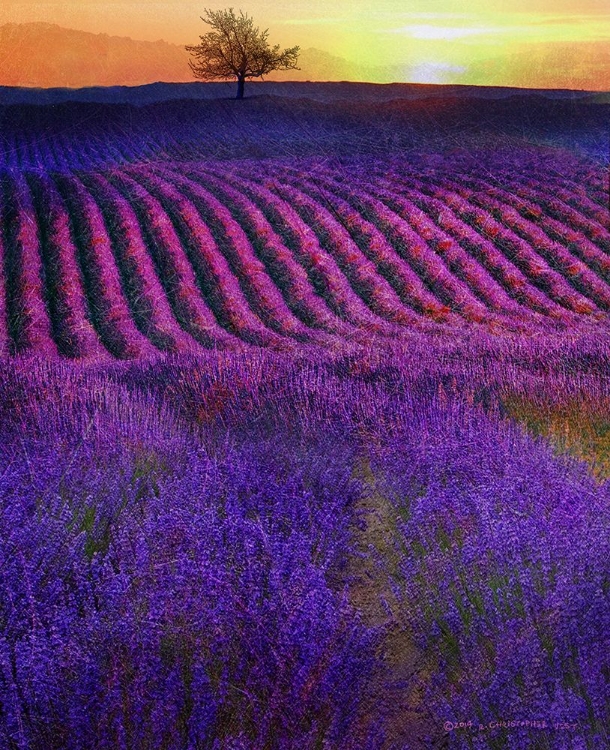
[185,8,300,96]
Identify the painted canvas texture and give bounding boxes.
[0,1,608,748]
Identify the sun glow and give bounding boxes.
[391,25,504,40]
[408,61,467,84]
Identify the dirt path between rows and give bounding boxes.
[347,458,449,750]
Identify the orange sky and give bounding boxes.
[2,1,610,88]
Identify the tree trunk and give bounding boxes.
[236,75,245,99]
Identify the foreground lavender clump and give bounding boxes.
[0,336,608,748]
[374,403,610,749]
[0,387,378,749]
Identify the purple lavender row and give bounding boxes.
[494,166,608,231]
[0,132,19,171]
[177,165,354,338]
[174,164,362,342]
[514,168,609,225]
[205,168,396,337]
[365,178,529,318]
[13,136,32,172]
[396,173,582,321]
[345,173,505,321]
[461,171,610,281]
[28,174,108,359]
[54,131,87,171]
[248,167,412,331]
[122,166,286,348]
[274,166,449,321]
[86,132,122,171]
[286,166,489,323]
[509,160,610,215]
[509,178,610,258]
[0,187,9,355]
[105,169,238,349]
[45,134,70,173]
[54,174,157,359]
[80,172,198,354]
[3,173,58,355]
[51,130,131,173]
[25,135,43,172]
[426,177,597,315]
[16,137,35,172]
[79,135,114,172]
[377,170,568,320]
[450,174,610,309]
[308,166,521,320]
[584,179,610,208]
[142,164,326,345]
[83,130,130,170]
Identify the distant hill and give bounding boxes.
[0,23,398,88]
[0,23,192,87]
[0,81,602,108]
[462,42,610,93]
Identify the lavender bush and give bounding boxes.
[0,334,608,748]
[0,370,380,749]
[369,396,610,749]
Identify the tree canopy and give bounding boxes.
[186,8,300,99]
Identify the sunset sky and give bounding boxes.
[2,0,610,88]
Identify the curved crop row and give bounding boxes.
[522,173,607,225]
[347,165,564,323]
[54,174,156,359]
[132,165,320,344]
[507,162,609,215]
[201,168,396,335]
[121,167,283,347]
[2,173,58,355]
[152,164,365,346]
[460,170,610,280]
[159,165,348,342]
[362,183,527,318]
[289,166,524,320]
[422,176,601,313]
[266,167,451,321]
[505,179,610,258]
[426,177,599,315]
[290,168,504,323]
[0,187,10,355]
[79,172,196,354]
[0,158,608,359]
[448,173,610,305]
[105,170,237,350]
[27,173,107,359]
[373,171,571,319]
[372,168,584,322]
[250,173,413,330]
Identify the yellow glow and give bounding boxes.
[409,62,467,84]
[0,2,609,88]
[391,25,504,40]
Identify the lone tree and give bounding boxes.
[186,8,300,99]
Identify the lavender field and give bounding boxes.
[0,84,609,749]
